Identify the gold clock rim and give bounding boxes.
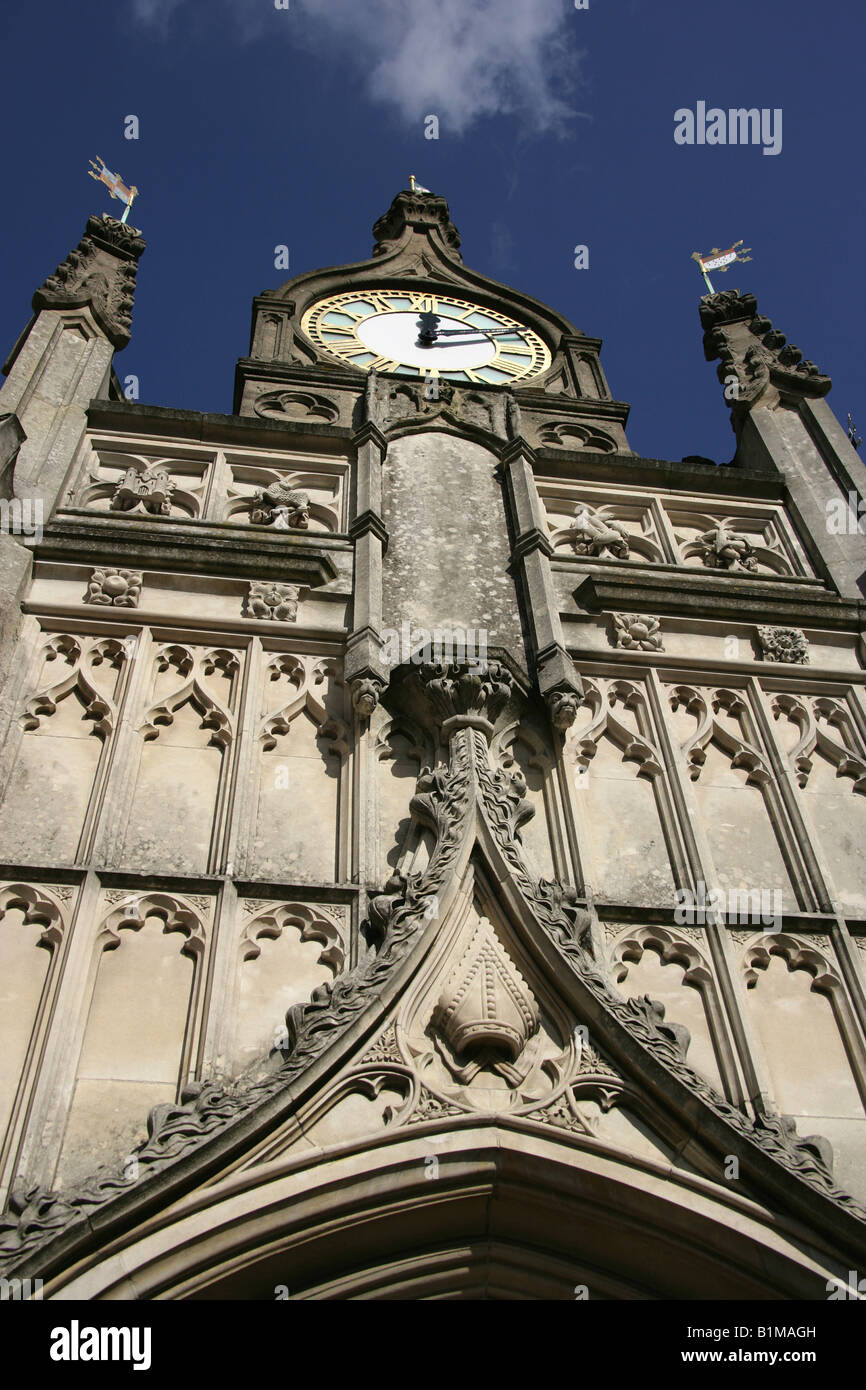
[301,289,552,382]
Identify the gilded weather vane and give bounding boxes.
[88,156,139,224]
[691,240,752,294]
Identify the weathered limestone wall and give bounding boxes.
[381,431,525,663]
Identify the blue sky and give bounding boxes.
[1,0,862,465]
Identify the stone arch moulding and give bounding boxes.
[5,633,132,865]
[29,1130,859,1301]
[740,932,866,1108]
[229,901,348,1078]
[0,884,69,1197]
[92,893,208,1086]
[771,692,866,793]
[2,663,866,1288]
[609,923,741,1104]
[669,682,815,912]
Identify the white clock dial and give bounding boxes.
[301,290,551,384]
[357,311,497,371]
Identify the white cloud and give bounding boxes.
[131,0,582,135]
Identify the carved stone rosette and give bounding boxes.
[85,567,142,608]
[612,613,664,652]
[757,625,809,664]
[245,582,299,622]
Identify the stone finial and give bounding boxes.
[85,567,142,607]
[701,289,831,409]
[372,188,462,261]
[612,613,664,652]
[757,626,809,664]
[32,214,145,350]
[245,581,299,622]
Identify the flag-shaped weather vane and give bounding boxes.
[691,240,752,294]
[88,156,139,224]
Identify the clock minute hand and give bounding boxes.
[434,326,520,338]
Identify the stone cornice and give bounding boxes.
[34,514,346,585]
[533,448,786,497]
[86,401,355,452]
[574,570,865,630]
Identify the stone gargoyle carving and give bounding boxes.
[110,465,173,517]
[568,503,631,560]
[691,519,759,573]
[250,481,310,530]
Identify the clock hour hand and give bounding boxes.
[415,311,521,348]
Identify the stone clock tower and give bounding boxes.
[1,187,865,1300]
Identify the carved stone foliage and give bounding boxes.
[110,464,174,517]
[252,389,339,424]
[85,567,142,608]
[612,613,664,652]
[245,582,299,622]
[757,626,809,664]
[249,480,310,529]
[567,502,631,559]
[364,373,508,439]
[701,289,832,408]
[32,214,145,349]
[416,660,515,738]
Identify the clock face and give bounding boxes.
[301,290,550,385]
